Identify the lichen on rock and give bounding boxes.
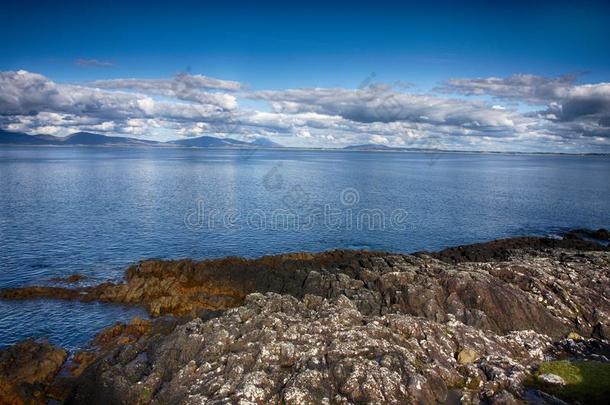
[0,233,609,404]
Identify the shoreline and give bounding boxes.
[2,143,610,157]
[1,229,609,403]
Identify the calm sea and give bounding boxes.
[1,147,609,349]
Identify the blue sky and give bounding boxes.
[1,0,610,151]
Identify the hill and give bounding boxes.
[0,130,283,148]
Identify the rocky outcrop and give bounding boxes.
[2,244,609,340]
[0,340,67,404]
[68,293,554,404]
[1,232,609,404]
[564,228,610,243]
[427,234,608,264]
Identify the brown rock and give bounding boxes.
[48,274,87,283]
[0,340,66,405]
[2,240,609,340]
[457,348,479,364]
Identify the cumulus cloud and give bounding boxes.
[251,85,519,130]
[0,70,609,151]
[439,74,610,133]
[90,73,242,109]
[0,70,238,139]
[438,74,577,103]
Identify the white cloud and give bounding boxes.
[1,70,609,152]
[438,74,610,135]
[370,135,389,144]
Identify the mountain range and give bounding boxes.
[0,129,283,148]
[0,131,432,151]
[2,130,602,155]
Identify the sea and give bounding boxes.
[1,146,609,350]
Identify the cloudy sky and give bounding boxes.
[1,0,610,152]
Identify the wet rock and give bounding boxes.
[0,340,67,404]
[564,228,610,243]
[48,274,87,283]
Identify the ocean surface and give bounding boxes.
[1,146,610,350]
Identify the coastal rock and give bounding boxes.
[564,228,610,243]
[0,340,67,405]
[48,274,87,284]
[427,235,607,264]
[2,239,609,340]
[67,293,553,404]
[1,234,609,403]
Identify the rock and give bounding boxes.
[67,293,553,404]
[425,235,607,264]
[48,274,87,283]
[1,234,609,403]
[548,336,610,362]
[457,348,479,364]
[89,316,151,350]
[564,228,610,242]
[2,239,609,340]
[43,316,158,403]
[538,373,566,386]
[0,340,67,404]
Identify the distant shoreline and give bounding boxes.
[1,143,608,157]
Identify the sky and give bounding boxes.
[1,0,610,152]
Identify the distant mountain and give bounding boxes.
[0,130,286,148]
[62,132,161,146]
[343,143,394,151]
[0,130,160,146]
[170,135,283,148]
[0,129,62,145]
[170,136,251,148]
[249,137,283,148]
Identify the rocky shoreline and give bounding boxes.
[1,231,609,404]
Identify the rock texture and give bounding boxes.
[0,340,67,404]
[68,293,554,404]
[0,232,609,404]
[2,239,609,340]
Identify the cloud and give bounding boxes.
[251,85,519,130]
[439,74,610,128]
[438,74,576,103]
[0,70,239,139]
[1,70,609,151]
[90,73,242,109]
[370,134,389,144]
[75,58,114,68]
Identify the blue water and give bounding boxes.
[1,146,609,349]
